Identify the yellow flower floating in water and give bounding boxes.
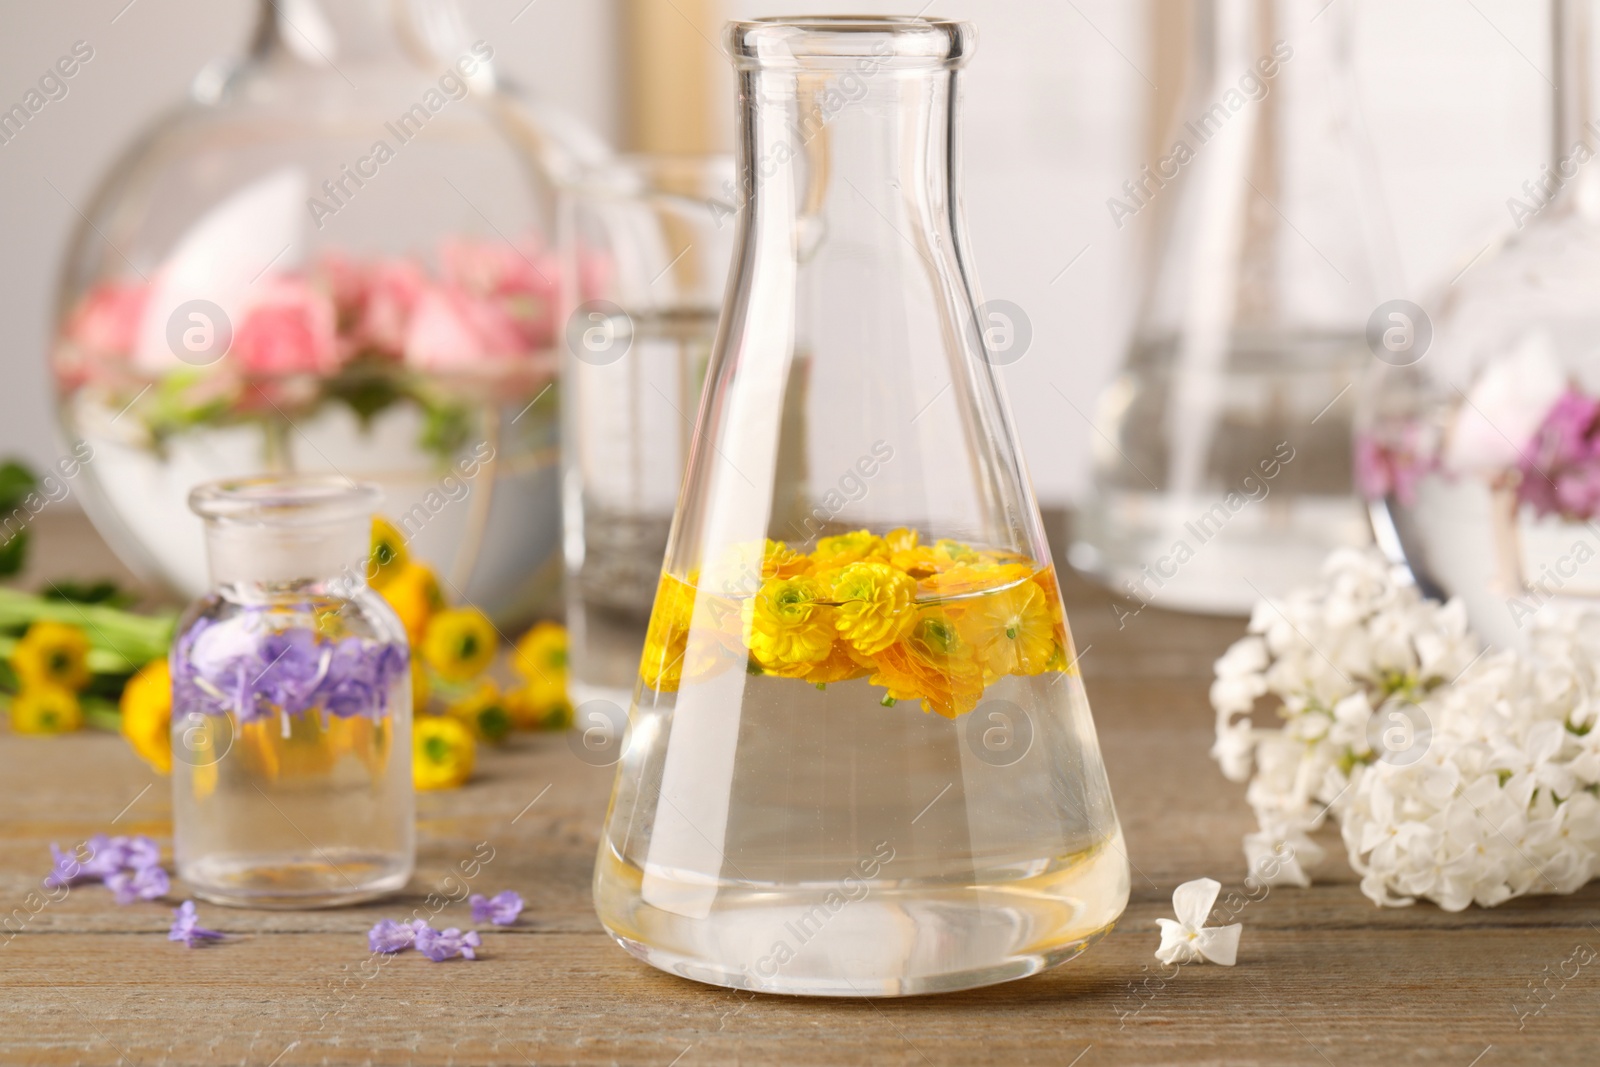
[957,578,1059,680]
[120,659,173,773]
[742,575,835,678]
[11,684,83,734]
[638,529,1071,716]
[11,620,91,691]
[829,562,918,656]
[421,607,497,683]
[414,714,475,790]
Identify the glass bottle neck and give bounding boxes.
[1553,0,1600,212]
[250,0,470,68]
[205,517,371,593]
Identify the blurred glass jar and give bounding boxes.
[559,156,736,707]
[51,0,596,624]
[172,476,412,908]
[1359,0,1600,648]
[1072,0,1392,614]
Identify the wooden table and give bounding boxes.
[2,513,1597,1066]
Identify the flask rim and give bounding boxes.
[726,16,975,71]
[189,475,382,527]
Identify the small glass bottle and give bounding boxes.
[1359,0,1600,648]
[1073,0,1393,612]
[593,17,1127,997]
[172,476,414,907]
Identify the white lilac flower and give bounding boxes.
[1154,878,1242,966]
[1211,548,1600,911]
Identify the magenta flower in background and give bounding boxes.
[168,901,225,948]
[107,864,170,905]
[367,918,427,954]
[1354,426,1434,507]
[414,925,481,962]
[1517,388,1600,520]
[470,890,524,927]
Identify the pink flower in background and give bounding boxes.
[1517,388,1600,520]
[404,286,525,371]
[358,259,428,358]
[439,237,558,351]
[1355,426,1434,506]
[65,280,148,358]
[231,277,340,377]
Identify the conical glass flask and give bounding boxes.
[592,16,1128,998]
[1072,0,1392,613]
[1359,0,1600,648]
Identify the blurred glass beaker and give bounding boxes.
[560,156,737,706]
[1072,0,1394,614]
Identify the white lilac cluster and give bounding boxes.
[1211,548,1600,910]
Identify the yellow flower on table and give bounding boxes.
[742,575,836,677]
[506,683,573,731]
[379,562,443,646]
[513,620,568,706]
[828,562,918,656]
[120,658,173,773]
[956,577,1059,680]
[368,516,410,589]
[809,530,890,569]
[421,607,497,683]
[447,680,514,744]
[11,684,84,735]
[414,714,476,790]
[11,620,91,691]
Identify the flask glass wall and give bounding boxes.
[592,17,1128,997]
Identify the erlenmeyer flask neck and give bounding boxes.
[1552,0,1600,216]
[250,0,472,70]
[727,18,975,260]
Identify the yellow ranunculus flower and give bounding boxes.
[956,578,1058,679]
[802,643,874,686]
[120,659,173,773]
[919,560,1034,599]
[410,660,431,711]
[421,607,497,682]
[11,684,84,735]
[742,575,835,677]
[506,684,573,731]
[369,517,410,589]
[870,609,986,719]
[513,620,568,705]
[884,528,919,553]
[809,529,890,569]
[379,562,443,646]
[828,562,918,656]
[414,714,475,790]
[640,573,695,692]
[11,620,92,692]
[447,680,514,744]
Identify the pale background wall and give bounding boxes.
[0,0,1550,505]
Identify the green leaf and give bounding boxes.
[0,460,38,511]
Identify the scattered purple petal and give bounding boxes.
[168,901,225,948]
[470,890,525,926]
[368,918,428,954]
[118,835,163,872]
[107,864,170,905]
[414,925,481,962]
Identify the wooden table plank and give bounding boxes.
[2,518,1598,1065]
